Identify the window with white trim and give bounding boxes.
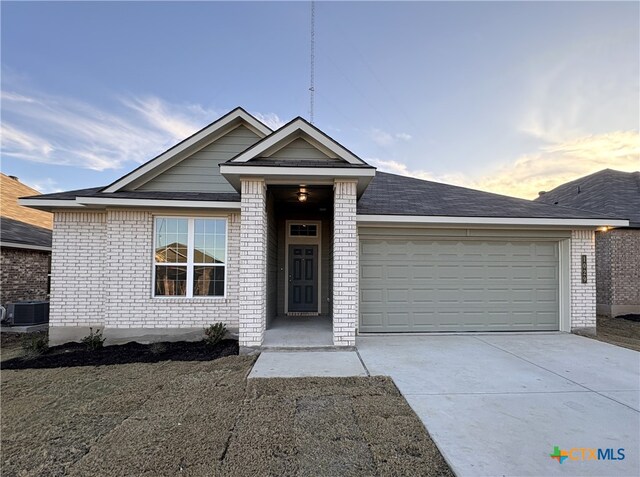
[154,217,226,297]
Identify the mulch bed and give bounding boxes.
[1,339,238,370]
[618,313,640,323]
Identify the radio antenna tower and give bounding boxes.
[309,1,315,124]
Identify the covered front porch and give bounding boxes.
[233,177,361,349]
[262,315,333,348]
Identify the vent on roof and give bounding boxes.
[538,191,546,197]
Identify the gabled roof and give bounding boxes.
[225,116,369,166]
[357,172,627,225]
[0,217,52,250]
[102,107,272,193]
[535,169,640,227]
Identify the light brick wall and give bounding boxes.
[50,209,240,329]
[333,180,358,346]
[50,211,107,327]
[238,179,267,347]
[570,229,596,329]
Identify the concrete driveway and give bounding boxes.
[357,334,639,476]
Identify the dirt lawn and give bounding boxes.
[1,343,452,476]
[573,315,640,352]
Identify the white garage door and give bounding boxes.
[360,239,560,332]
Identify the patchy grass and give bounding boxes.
[2,355,452,476]
[574,315,640,352]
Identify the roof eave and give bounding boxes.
[356,214,630,228]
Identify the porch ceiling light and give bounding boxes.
[297,186,309,202]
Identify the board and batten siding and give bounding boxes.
[138,125,261,193]
[267,137,340,161]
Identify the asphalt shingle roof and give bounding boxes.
[225,158,374,168]
[25,171,622,222]
[534,169,640,227]
[1,217,52,248]
[357,172,620,220]
[24,188,240,203]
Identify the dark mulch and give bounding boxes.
[575,314,640,352]
[1,339,238,370]
[618,313,640,323]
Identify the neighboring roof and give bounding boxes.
[102,107,272,193]
[1,173,52,229]
[227,116,369,165]
[535,169,640,227]
[357,172,624,221]
[0,217,52,250]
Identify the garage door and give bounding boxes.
[360,239,559,332]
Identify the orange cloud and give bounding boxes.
[369,131,639,199]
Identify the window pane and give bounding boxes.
[194,219,225,264]
[155,218,188,263]
[193,266,225,296]
[155,266,187,296]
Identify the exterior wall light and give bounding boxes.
[597,226,610,232]
[297,186,309,202]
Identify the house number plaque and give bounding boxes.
[581,255,587,283]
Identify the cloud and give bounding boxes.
[1,86,283,171]
[22,177,63,194]
[369,128,412,147]
[251,112,285,130]
[369,130,640,199]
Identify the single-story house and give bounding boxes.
[21,108,628,348]
[1,173,52,308]
[536,169,640,317]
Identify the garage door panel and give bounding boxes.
[359,239,560,332]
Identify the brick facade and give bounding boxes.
[0,247,50,306]
[49,210,240,331]
[47,208,601,342]
[596,229,640,316]
[570,229,596,329]
[238,179,267,347]
[333,180,358,346]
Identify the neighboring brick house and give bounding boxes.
[537,169,640,317]
[20,108,627,347]
[0,173,53,307]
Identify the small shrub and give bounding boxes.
[81,327,105,351]
[149,342,167,355]
[21,333,48,357]
[204,323,227,347]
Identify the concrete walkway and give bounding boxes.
[357,334,640,477]
[249,350,368,378]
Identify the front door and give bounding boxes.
[288,244,318,312]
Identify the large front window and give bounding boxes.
[154,217,226,297]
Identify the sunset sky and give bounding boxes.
[2,1,638,199]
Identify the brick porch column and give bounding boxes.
[239,178,267,348]
[570,229,596,331]
[333,179,358,346]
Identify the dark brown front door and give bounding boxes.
[288,244,318,312]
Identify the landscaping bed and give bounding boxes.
[574,314,640,352]
[1,355,452,476]
[1,337,238,370]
